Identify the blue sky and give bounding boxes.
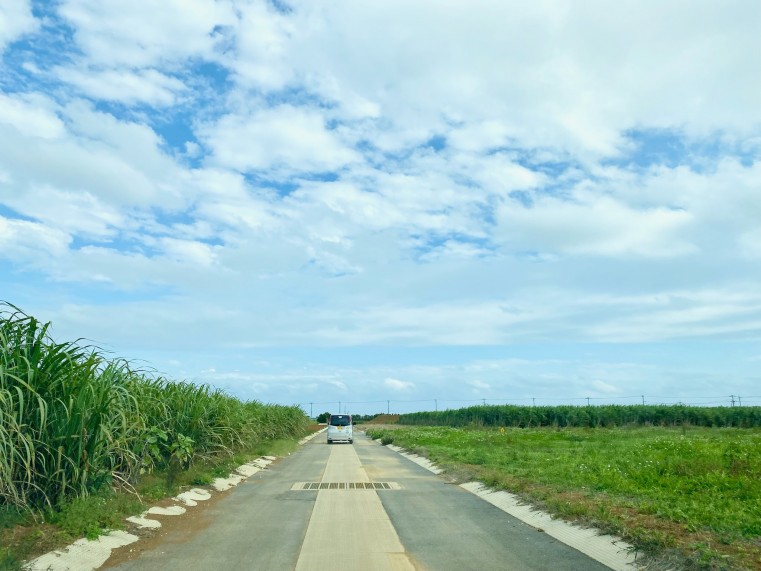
[2,0,761,414]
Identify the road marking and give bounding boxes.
[291,481,401,490]
[294,444,416,571]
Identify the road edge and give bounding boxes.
[382,439,640,571]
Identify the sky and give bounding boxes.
[1,1,761,415]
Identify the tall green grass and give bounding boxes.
[0,303,308,511]
[399,403,761,429]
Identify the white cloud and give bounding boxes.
[201,105,361,173]
[3,186,123,238]
[58,0,235,67]
[467,379,491,391]
[0,216,71,261]
[384,378,415,392]
[497,195,696,258]
[234,1,761,156]
[56,67,186,106]
[0,0,36,52]
[230,1,294,90]
[0,93,65,139]
[154,237,220,268]
[591,380,620,394]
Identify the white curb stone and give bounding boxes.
[146,505,186,516]
[211,473,245,491]
[386,444,443,474]
[173,488,212,506]
[24,530,138,571]
[461,482,639,570]
[125,513,162,529]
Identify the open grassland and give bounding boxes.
[0,303,310,569]
[366,425,761,571]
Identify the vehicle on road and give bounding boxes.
[327,414,353,444]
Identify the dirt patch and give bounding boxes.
[100,492,216,568]
[1,522,70,565]
[364,415,400,425]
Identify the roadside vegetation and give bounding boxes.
[0,303,310,570]
[398,403,761,428]
[366,424,761,571]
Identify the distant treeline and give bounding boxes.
[398,404,761,428]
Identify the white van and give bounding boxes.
[326,414,353,444]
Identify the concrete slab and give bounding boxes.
[294,442,415,571]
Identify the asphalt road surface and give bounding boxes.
[108,431,615,571]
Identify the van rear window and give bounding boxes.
[330,415,351,426]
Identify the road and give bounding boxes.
[108,431,616,571]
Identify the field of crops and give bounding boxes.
[0,303,309,513]
[399,403,761,428]
[366,425,761,570]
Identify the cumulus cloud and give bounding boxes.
[200,105,361,174]
[58,0,235,67]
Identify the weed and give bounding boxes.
[45,489,142,540]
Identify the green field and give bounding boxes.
[366,425,761,571]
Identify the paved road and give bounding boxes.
[110,432,613,571]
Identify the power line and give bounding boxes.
[295,394,759,414]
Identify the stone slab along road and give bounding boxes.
[108,432,618,571]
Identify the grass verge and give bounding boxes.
[366,425,761,571]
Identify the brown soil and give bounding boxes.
[364,414,400,424]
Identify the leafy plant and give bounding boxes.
[0,302,310,513]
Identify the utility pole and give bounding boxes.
[435,399,438,412]
[310,402,313,418]
[586,397,590,406]
[730,395,735,407]
[482,399,486,406]
[738,396,742,407]
[532,397,535,407]
[387,400,390,414]
[641,395,645,405]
